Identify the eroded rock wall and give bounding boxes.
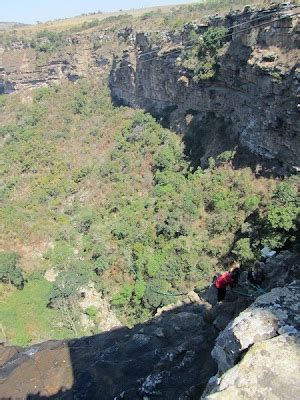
[110,4,300,171]
[0,31,112,93]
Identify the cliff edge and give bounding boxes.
[0,251,299,399]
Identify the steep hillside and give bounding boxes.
[2,77,298,346]
[0,1,263,93]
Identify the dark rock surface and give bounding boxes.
[0,300,218,399]
[110,4,300,172]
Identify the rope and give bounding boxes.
[248,282,267,294]
[149,288,190,297]
[231,288,254,298]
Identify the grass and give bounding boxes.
[0,278,73,346]
[6,4,178,35]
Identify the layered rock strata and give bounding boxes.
[110,4,300,170]
[0,32,112,93]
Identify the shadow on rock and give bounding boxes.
[1,302,218,400]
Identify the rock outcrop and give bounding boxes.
[202,251,300,398]
[0,297,218,399]
[0,30,113,93]
[1,251,299,399]
[204,334,300,400]
[110,4,300,171]
[203,281,300,399]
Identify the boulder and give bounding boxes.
[203,281,300,399]
[204,334,300,399]
[211,282,300,373]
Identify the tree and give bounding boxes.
[216,150,236,164]
[260,181,300,249]
[183,27,227,81]
[232,238,254,264]
[48,260,92,307]
[0,252,24,289]
[111,283,134,306]
[54,296,81,335]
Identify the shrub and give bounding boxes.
[260,181,299,249]
[72,166,91,183]
[48,260,92,306]
[216,150,236,164]
[85,306,98,319]
[77,210,95,234]
[32,30,66,53]
[43,241,73,269]
[81,19,102,30]
[182,27,227,81]
[232,238,254,263]
[111,283,134,306]
[244,194,260,213]
[0,252,24,289]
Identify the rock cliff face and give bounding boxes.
[2,4,299,171]
[110,4,300,171]
[1,251,299,399]
[204,334,300,399]
[0,31,112,93]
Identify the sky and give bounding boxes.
[1,0,197,24]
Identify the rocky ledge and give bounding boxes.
[0,295,218,399]
[203,281,300,399]
[0,251,299,399]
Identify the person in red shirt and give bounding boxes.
[215,267,240,302]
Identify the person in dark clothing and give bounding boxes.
[215,266,240,302]
[248,261,265,286]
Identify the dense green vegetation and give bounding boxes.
[0,0,298,345]
[0,78,299,345]
[0,252,24,288]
